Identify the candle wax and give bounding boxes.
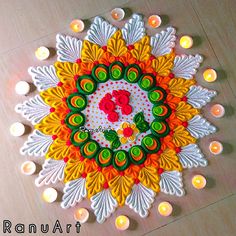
[158,202,173,216]
[203,69,217,82]
[10,122,25,137]
[74,208,89,223]
[210,104,225,118]
[15,81,30,95]
[192,175,206,189]
[180,36,193,49]
[209,141,223,155]
[115,215,130,230]
[21,161,36,175]
[42,188,58,203]
[148,15,162,28]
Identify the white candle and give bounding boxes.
[210,104,225,118]
[209,141,223,155]
[70,19,85,33]
[148,15,162,28]
[35,46,50,60]
[192,175,206,189]
[42,188,58,203]
[180,36,193,49]
[10,122,25,137]
[15,81,30,95]
[21,161,36,175]
[111,8,125,21]
[115,215,130,230]
[74,208,89,223]
[158,201,173,216]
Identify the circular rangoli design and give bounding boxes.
[16,14,217,223]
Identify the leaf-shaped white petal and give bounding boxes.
[125,183,155,218]
[160,171,185,197]
[187,85,217,108]
[187,115,216,138]
[15,95,50,125]
[85,16,117,46]
[91,189,118,224]
[56,34,82,62]
[172,54,203,79]
[150,27,176,57]
[178,144,207,168]
[28,65,59,92]
[122,14,145,45]
[61,178,87,209]
[35,159,66,187]
[20,130,53,157]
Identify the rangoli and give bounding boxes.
[16,14,217,223]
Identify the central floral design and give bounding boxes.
[62,60,174,171]
[117,122,139,143]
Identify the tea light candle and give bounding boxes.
[42,187,58,203]
[203,69,217,82]
[74,208,89,223]
[35,46,50,61]
[15,81,30,95]
[10,122,25,137]
[111,8,125,21]
[70,19,85,33]
[115,215,130,231]
[209,141,223,155]
[148,15,162,28]
[210,104,225,118]
[192,175,206,189]
[158,201,173,216]
[180,36,193,49]
[21,161,36,175]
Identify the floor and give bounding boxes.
[0,0,236,235]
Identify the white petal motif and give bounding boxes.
[178,144,207,168]
[187,115,216,138]
[91,189,118,224]
[61,178,87,209]
[15,95,50,125]
[122,14,145,45]
[125,183,155,218]
[172,54,203,79]
[35,159,66,187]
[160,171,185,197]
[56,34,82,62]
[85,16,117,46]
[20,130,53,157]
[150,27,176,57]
[28,65,59,92]
[187,85,217,108]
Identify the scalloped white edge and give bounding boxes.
[122,13,145,45]
[35,159,66,187]
[20,129,53,157]
[187,85,217,108]
[150,26,176,57]
[178,144,207,168]
[91,189,118,224]
[61,178,87,209]
[85,16,117,46]
[187,115,217,138]
[172,54,203,79]
[28,65,59,92]
[160,171,185,197]
[125,183,155,218]
[15,95,50,125]
[56,34,82,62]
